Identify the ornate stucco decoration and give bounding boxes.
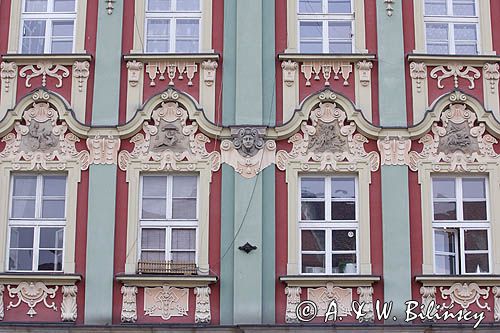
[356,60,372,87]
[440,283,490,311]
[384,0,395,16]
[194,286,211,323]
[144,286,189,320]
[483,63,500,94]
[285,286,301,323]
[1,61,17,93]
[146,61,198,87]
[407,94,499,172]
[0,97,90,171]
[72,61,90,92]
[276,92,380,172]
[301,61,352,87]
[410,62,427,93]
[493,286,500,322]
[357,286,374,322]
[430,64,481,89]
[201,60,218,87]
[121,286,138,323]
[282,60,298,87]
[221,127,276,179]
[378,136,412,166]
[105,0,115,14]
[19,62,70,88]
[307,283,352,318]
[127,60,143,87]
[87,135,120,165]
[118,91,220,172]
[7,282,58,317]
[420,286,437,321]
[0,284,4,321]
[61,285,77,322]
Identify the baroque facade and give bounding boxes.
[0,0,500,332]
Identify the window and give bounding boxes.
[299,176,358,274]
[8,174,66,272]
[432,176,490,274]
[297,0,354,53]
[20,0,76,54]
[145,0,201,53]
[139,175,198,271]
[424,0,479,55]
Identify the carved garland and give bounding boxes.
[7,282,58,318]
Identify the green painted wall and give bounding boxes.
[85,1,122,324]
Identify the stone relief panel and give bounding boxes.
[7,282,58,318]
[276,92,379,172]
[440,283,490,311]
[307,283,352,318]
[144,286,189,321]
[121,286,138,323]
[285,286,301,323]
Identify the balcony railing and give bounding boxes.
[137,260,197,275]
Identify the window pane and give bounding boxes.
[39,227,64,248]
[148,0,171,11]
[171,229,196,250]
[172,176,197,197]
[433,202,457,220]
[301,230,325,251]
[51,40,73,53]
[42,199,65,218]
[171,251,195,263]
[143,176,167,197]
[22,37,45,54]
[300,41,322,53]
[176,0,199,11]
[13,176,37,196]
[301,178,324,198]
[434,230,456,253]
[425,0,447,15]
[147,19,170,37]
[462,178,485,199]
[298,0,322,13]
[465,253,489,273]
[300,21,322,39]
[147,40,169,53]
[176,19,199,38]
[172,198,197,219]
[10,227,34,248]
[452,0,475,16]
[331,201,355,220]
[464,230,488,251]
[329,41,352,53]
[177,40,198,53]
[332,254,357,273]
[331,178,355,198]
[454,24,477,42]
[142,229,166,249]
[141,251,164,261]
[25,0,48,12]
[463,201,487,220]
[23,20,46,37]
[328,21,351,39]
[435,254,456,274]
[433,178,455,198]
[54,0,75,12]
[332,230,356,251]
[11,199,36,218]
[427,43,449,54]
[38,250,62,271]
[43,176,66,196]
[301,202,325,220]
[9,249,33,270]
[52,21,74,37]
[302,254,325,273]
[328,0,351,13]
[455,44,477,55]
[142,198,166,219]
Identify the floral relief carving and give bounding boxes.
[377,136,412,166]
[307,283,352,318]
[1,61,17,93]
[282,60,298,87]
[356,60,372,87]
[201,60,218,87]
[61,285,77,322]
[146,61,198,87]
[285,286,301,323]
[72,61,90,92]
[127,60,143,87]
[493,286,500,322]
[0,97,90,171]
[420,286,437,321]
[7,282,58,318]
[19,62,70,88]
[0,284,4,321]
[410,62,427,93]
[483,63,500,94]
[194,286,211,324]
[301,61,352,87]
[144,286,189,321]
[430,64,480,89]
[118,89,220,172]
[357,286,374,322]
[121,286,138,323]
[221,127,276,179]
[87,135,120,165]
[440,283,490,311]
[276,91,379,172]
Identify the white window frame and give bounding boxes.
[7,174,67,272]
[431,175,492,275]
[298,175,359,275]
[19,0,77,54]
[138,174,199,265]
[297,0,355,53]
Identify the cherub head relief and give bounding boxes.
[233,127,264,157]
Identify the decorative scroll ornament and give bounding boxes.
[61,285,77,322]
[407,93,500,172]
[384,0,395,16]
[87,135,120,165]
[276,92,379,172]
[201,60,218,86]
[301,61,352,87]
[0,284,4,321]
[7,282,58,317]
[377,136,412,166]
[72,61,90,92]
[430,64,480,89]
[121,286,138,323]
[356,60,372,87]
[440,283,490,311]
[194,286,211,323]
[19,62,70,88]
[144,286,189,320]
[357,286,374,322]
[282,60,298,87]
[0,97,90,171]
[420,286,437,321]
[493,286,500,322]
[285,286,301,323]
[127,60,143,87]
[118,90,220,172]
[146,61,198,86]
[308,283,352,317]
[1,61,17,93]
[483,63,500,94]
[221,127,276,179]
[410,62,427,93]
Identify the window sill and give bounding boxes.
[115,273,218,287]
[278,53,376,62]
[408,53,500,66]
[416,275,500,287]
[280,275,380,287]
[1,53,92,65]
[0,272,81,285]
[123,53,219,62]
